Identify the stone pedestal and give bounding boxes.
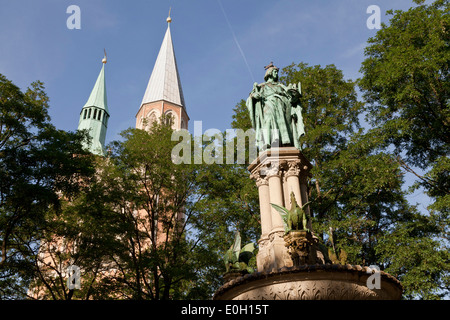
[215,147,403,300]
[284,230,325,266]
[213,264,403,300]
[248,147,313,272]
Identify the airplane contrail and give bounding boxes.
[217,0,255,83]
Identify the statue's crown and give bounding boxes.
[264,61,278,70]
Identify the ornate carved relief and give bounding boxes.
[284,160,301,178]
[255,175,269,187]
[262,161,281,177]
[232,279,391,300]
[214,264,403,300]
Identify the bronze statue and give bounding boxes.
[271,192,310,234]
[224,231,256,273]
[246,63,305,150]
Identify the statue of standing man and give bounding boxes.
[246,62,305,150]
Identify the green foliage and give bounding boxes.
[359,0,449,299]
[90,122,208,299]
[376,212,450,299]
[29,119,217,300]
[190,166,259,291]
[360,0,449,169]
[0,73,96,299]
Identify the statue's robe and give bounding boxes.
[247,81,305,150]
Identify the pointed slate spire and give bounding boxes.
[140,13,185,109]
[78,54,110,156]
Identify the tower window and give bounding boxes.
[97,110,102,121]
[88,108,92,119]
[83,109,87,119]
[149,113,157,125]
[93,109,97,120]
[165,113,173,126]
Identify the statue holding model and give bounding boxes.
[246,62,305,150]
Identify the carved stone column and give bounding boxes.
[299,173,311,230]
[265,161,285,234]
[248,147,313,272]
[250,172,273,272]
[284,160,302,209]
[265,161,291,270]
[253,174,271,238]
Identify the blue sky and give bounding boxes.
[0,0,429,207]
[0,0,417,137]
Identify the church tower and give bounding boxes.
[78,54,110,156]
[136,13,189,131]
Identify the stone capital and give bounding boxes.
[261,161,281,177]
[256,176,269,187]
[250,172,269,187]
[284,160,301,178]
[249,172,260,181]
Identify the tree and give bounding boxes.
[0,73,95,299]
[103,123,199,299]
[27,115,259,300]
[360,0,449,169]
[190,117,261,291]
[27,160,125,300]
[53,120,216,300]
[359,0,449,298]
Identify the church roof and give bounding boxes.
[83,60,108,114]
[140,17,185,109]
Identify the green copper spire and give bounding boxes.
[78,54,109,156]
